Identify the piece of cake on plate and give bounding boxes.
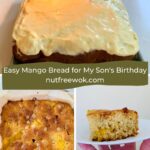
[87,108,138,141]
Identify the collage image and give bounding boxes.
[0,0,150,150]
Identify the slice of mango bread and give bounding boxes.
[87,108,138,141]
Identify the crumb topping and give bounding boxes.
[0,100,74,150]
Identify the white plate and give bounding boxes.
[77,119,150,145]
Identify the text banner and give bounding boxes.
[2,61,148,89]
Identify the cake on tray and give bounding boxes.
[12,0,139,63]
[0,91,74,150]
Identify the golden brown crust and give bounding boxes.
[0,100,74,150]
[87,107,137,117]
[13,45,136,63]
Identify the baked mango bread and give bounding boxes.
[0,91,74,150]
[87,108,138,141]
[12,0,139,63]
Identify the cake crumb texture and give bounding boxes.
[87,108,138,141]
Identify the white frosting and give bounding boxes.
[12,0,139,57]
[0,90,74,149]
